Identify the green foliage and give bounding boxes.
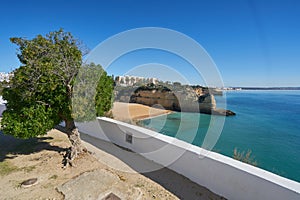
[233,148,257,166]
[0,81,9,96]
[2,29,114,139]
[134,83,171,92]
[1,29,82,138]
[173,82,181,86]
[72,63,114,121]
[95,70,114,117]
[1,104,56,138]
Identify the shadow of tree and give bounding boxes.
[81,133,226,200]
[0,131,67,162]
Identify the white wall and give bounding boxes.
[0,104,6,117]
[0,96,7,117]
[77,117,300,200]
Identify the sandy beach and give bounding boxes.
[112,102,172,122]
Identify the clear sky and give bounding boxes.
[0,0,299,87]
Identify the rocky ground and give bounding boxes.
[0,128,225,200]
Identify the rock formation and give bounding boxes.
[116,84,235,116]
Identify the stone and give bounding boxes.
[102,193,121,200]
[57,169,141,200]
[21,178,38,188]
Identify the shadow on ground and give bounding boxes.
[0,131,66,162]
[81,133,225,200]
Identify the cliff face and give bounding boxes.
[130,90,217,112]
[116,84,235,116]
[130,90,180,111]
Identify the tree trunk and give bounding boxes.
[63,119,86,167]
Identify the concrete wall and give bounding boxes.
[77,117,300,200]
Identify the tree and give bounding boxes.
[72,62,114,121]
[1,29,114,166]
[95,70,114,116]
[0,80,9,96]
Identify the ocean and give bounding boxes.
[139,90,300,183]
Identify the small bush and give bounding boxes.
[233,148,257,166]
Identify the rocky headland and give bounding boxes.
[115,84,235,116]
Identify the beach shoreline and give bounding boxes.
[134,111,172,121]
[112,102,172,122]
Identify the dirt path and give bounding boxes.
[0,129,224,200]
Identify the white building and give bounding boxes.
[115,75,158,86]
[0,72,12,82]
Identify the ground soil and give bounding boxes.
[0,129,224,200]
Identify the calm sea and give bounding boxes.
[139,90,300,182]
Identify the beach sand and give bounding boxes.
[112,102,172,122]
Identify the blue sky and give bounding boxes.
[0,0,299,87]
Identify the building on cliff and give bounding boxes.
[115,75,158,86]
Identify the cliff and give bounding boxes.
[115,84,235,116]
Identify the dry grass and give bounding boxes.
[0,160,18,176]
[233,148,257,166]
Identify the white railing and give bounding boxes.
[77,117,300,200]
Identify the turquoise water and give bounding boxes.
[139,90,300,182]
